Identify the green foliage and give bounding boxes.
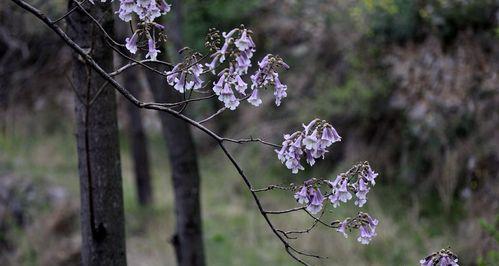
[477,216,499,266]
[181,0,261,50]
[354,0,498,43]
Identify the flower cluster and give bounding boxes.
[206,27,289,110]
[335,212,379,245]
[248,54,289,107]
[276,119,341,173]
[166,56,204,93]
[293,179,325,214]
[99,0,171,58]
[328,163,378,208]
[420,249,459,266]
[206,27,255,75]
[212,67,248,110]
[116,0,170,23]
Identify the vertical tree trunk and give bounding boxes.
[147,72,206,266]
[124,70,153,206]
[147,1,205,264]
[66,1,127,265]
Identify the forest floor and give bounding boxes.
[0,128,462,266]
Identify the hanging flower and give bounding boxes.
[125,31,139,54]
[145,38,160,60]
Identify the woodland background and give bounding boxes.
[0,0,498,265]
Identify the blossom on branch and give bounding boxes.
[276,119,341,173]
[420,249,459,266]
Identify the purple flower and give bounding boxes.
[125,31,139,54]
[276,120,340,173]
[285,157,304,174]
[306,188,324,214]
[319,125,341,147]
[205,54,220,74]
[305,149,315,166]
[419,258,434,266]
[145,38,160,60]
[302,129,318,150]
[273,75,287,106]
[248,89,262,107]
[439,255,458,266]
[235,50,252,74]
[158,0,171,14]
[165,62,203,93]
[212,73,226,95]
[336,219,348,238]
[337,178,352,203]
[420,249,459,266]
[235,29,255,51]
[302,119,318,135]
[218,82,239,110]
[364,166,378,185]
[357,214,378,244]
[117,0,135,22]
[355,178,369,207]
[294,186,309,205]
[234,75,247,95]
[251,54,288,106]
[135,0,161,23]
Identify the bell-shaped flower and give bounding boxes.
[248,89,262,107]
[125,31,139,54]
[337,179,352,203]
[336,219,348,238]
[234,75,247,95]
[294,186,309,205]
[234,29,255,51]
[302,129,318,150]
[319,125,342,147]
[354,178,369,207]
[306,188,324,214]
[212,74,225,95]
[364,166,378,185]
[158,0,171,14]
[145,38,160,60]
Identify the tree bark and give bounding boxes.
[146,1,206,264]
[146,72,206,266]
[124,70,153,206]
[66,1,127,265]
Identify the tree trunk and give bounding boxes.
[145,39,205,265]
[66,1,127,265]
[146,1,206,264]
[124,70,153,206]
[148,73,206,266]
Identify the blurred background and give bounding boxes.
[1,0,498,265]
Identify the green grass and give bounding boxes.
[0,127,471,265]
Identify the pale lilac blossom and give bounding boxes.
[420,249,459,266]
[125,31,139,54]
[145,38,160,60]
[306,187,324,214]
[276,120,341,173]
[336,219,348,238]
[357,213,378,244]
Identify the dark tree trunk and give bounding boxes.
[146,66,205,266]
[124,71,153,206]
[146,1,205,264]
[66,1,127,265]
[148,74,205,266]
